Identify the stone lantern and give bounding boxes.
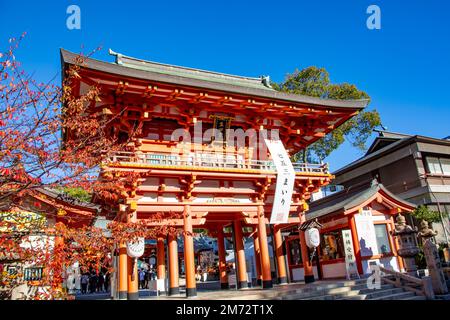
[417,220,438,242]
[391,214,420,276]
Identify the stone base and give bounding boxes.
[304,275,315,284]
[238,281,248,289]
[186,287,197,298]
[262,280,273,289]
[278,276,288,284]
[220,282,229,289]
[127,291,139,300]
[169,287,180,296]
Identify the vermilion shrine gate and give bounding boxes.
[61,49,368,299]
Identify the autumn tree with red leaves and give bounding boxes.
[0,34,138,200]
[0,35,182,300]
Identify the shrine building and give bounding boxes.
[61,48,369,299]
[302,180,416,281]
[0,188,99,299]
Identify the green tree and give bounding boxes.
[57,187,92,203]
[412,205,446,224]
[274,67,381,163]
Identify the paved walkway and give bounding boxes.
[75,279,348,300]
[142,280,342,300]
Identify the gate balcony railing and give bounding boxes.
[105,151,329,174]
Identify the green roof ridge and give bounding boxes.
[109,49,275,91]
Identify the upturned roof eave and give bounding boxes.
[60,48,369,110]
[305,182,416,221]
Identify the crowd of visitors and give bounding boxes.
[79,271,110,294]
[138,268,156,289]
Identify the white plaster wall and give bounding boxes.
[379,256,399,272]
[192,195,215,203]
[234,195,252,203]
[138,193,158,203]
[233,181,254,189]
[142,177,159,186]
[164,178,180,187]
[361,256,399,274]
[162,195,178,202]
[291,266,319,281]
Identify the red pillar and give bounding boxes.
[389,222,405,272]
[168,233,180,295]
[233,220,248,289]
[217,227,229,289]
[118,242,128,299]
[52,226,65,292]
[299,230,314,283]
[253,231,262,286]
[257,205,273,289]
[274,226,288,284]
[349,215,363,275]
[183,205,197,297]
[127,209,139,300]
[157,237,166,280]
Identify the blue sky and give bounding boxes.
[1,0,449,171]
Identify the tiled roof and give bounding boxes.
[60,49,369,110]
[109,49,274,91]
[306,180,416,220]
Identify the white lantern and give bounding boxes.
[305,228,320,248]
[126,237,145,258]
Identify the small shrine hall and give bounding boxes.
[61,48,368,299]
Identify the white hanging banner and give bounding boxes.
[264,139,296,224]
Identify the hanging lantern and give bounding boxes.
[305,227,320,248]
[126,237,145,258]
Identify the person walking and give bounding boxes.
[89,272,97,293]
[104,272,110,292]
[144,270,149,289]
[80,273,89,294]
[139,269,146,289]
[75,272,81,294]
[97,272,105,292]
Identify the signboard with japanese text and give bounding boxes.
[342,229,360,279]
[264,139,296,224]
[354,209,379,257]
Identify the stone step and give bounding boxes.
[403,295,427,300]
[370,291,416,300]
[353,288,405,300]
[302,287,404,300]
[349,283,394,294]
[278,280,375,300]
[280,281,395,300]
